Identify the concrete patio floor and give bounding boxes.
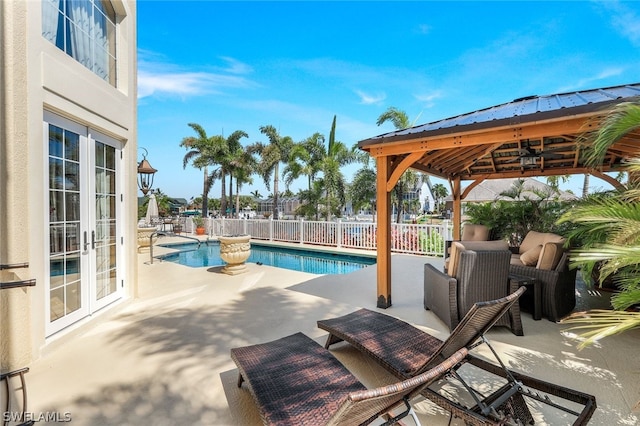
[26,238,640,425]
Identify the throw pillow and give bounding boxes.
[520,244,542,266]
[538,242,564,270]
[447,242,466,277]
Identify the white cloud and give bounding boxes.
[414,91,442,107]
[137,54,256,99]
[417,24,432,35]
[557,67,625,92]
[217,56,253,75]
[354,90,386,105]
[601,1,640,46]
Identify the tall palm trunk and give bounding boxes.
[202,166,209,218]
[220,175,227,217]
[273,164,280,219]
[229,174,234,217]
[235,180,241,220]
[582,173,590,198]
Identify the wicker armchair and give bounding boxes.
[509,251,577,322]
[424,246,519,334]
[509,231,577,322]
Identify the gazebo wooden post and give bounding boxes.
[451,177,462,240]
[376,156,392,308]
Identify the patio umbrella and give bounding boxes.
[145,193,159,225]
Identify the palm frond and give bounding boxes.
[561,310,640,349]
[583,102,640,167]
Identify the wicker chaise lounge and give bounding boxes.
[230,332,467,426]
[317,289,596,425]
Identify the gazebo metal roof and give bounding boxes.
[359,83,640,183]
[359,82,640,309]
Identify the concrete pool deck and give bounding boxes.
[24,236,640,425]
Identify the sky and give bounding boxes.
[137,1,640,202]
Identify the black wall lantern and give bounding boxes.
[137,148,157,195]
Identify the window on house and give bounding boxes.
[42,0,117,86]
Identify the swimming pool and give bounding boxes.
[159,242,376,274]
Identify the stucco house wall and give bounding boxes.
[1,0,138,370]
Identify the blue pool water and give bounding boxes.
[159,242,376,275]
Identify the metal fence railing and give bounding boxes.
[205,217,450,257]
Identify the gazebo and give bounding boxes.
[357,82,640,308]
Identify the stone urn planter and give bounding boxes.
[219,234,251,275]
[137,226,157,251]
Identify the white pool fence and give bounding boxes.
[182,217,452,257]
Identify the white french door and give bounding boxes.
[45,112,123,336]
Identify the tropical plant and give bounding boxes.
[296,180,325,220]
[348,167,377,215]
[464,179,571,245]
[319,116,359,220]
[211,130,249,217]
[431,183,448,213]
[229,145,255,218]
[283,133,325,191]
[153,188,171,216]
[180,123,225,218]
[192,215,204,228]
[558,101,640,348]
[250,190,263,199]
[249,125,294,219]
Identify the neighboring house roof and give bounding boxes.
[444,178,577,202]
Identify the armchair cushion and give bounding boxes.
[513,231,567,271]
[519,231,565,254]
[537,242,564,270]
[520,244,542,266]
[461,224,490,241]
[448,240,509,277]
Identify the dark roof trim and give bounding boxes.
[359,82,640,147]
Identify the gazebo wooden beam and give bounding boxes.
[364,115,597,157]
[451,177,462,239]
[590,170,626,190]
[376,155,392,308]
[386,151,426,192]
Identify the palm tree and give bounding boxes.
[376,107,432,223]
[229,146,256,218]
[250,189,262,199]
[211,130,249,217]
[319,116,358,220]
[283,133,325,191]
[348,167,377,215]
[250,125,294,219]
[296,180,325,220]
[431,183,448,213]
[180,123,224,218]
[559,101,640,347]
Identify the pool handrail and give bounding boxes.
[149,231,202,264]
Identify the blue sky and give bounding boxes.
[137,1,640,201]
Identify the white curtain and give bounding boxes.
[42,0,62,45]
[92,5,112,80]
[68,0,93,69]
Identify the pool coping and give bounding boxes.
[156,236,380,260]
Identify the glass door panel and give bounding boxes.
[93,140,120,306]
[45,114,123,335]
[47,123,88,328]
